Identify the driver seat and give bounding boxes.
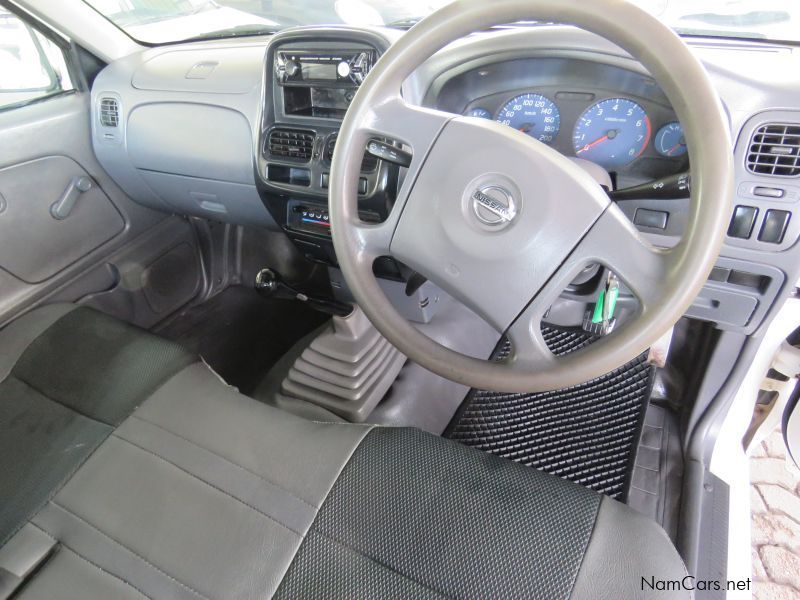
[0,305,689,599]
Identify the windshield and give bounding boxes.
[82,0,800,45]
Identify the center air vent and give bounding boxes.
[325,134,379,172]
[747,123,800,177]
[267,128,315,161]
[99,97,119,127]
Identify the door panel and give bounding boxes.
[0,155,124,282]
[0,88,205,327]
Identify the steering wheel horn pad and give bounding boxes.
[391,117,610,334]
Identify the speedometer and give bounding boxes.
[496,93,560,144]
[572,98,651,170]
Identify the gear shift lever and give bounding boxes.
[254,268,354,318]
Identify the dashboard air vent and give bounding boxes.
[268,128,315,161]
[325,135,379,172]
[99,97,120,127]
[747,123,800,177]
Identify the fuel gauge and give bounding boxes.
[465,107,492,119]
[655,122,687,157]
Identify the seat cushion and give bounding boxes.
[275,427,601,599]
[0,306,195,549]
[0,304,691,599]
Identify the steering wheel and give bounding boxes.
[330,0,733,393]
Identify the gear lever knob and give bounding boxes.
[254,268,354,318]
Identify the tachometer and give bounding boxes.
[496,93,560,144]
[572,98,651,170]
[654,122,687,157]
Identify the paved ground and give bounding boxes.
[751,428,800,599]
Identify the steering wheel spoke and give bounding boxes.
[333,95,453,264]
[506,312,559,371]
[357,97,453,164]
[574,203,673,314]
[502,203,673,371]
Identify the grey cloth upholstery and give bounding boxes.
[12,306,196,426]
[0,304,691,599]
[0,306,194,548]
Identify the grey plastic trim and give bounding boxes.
[726,110,800,252]
[132,47,264,94]
[90,40,278,230]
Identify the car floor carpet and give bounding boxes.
[155,285,330,396]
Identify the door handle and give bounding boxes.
[50,176,93,220]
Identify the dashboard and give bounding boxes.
[88,24,800,338]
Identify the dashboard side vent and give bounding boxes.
[747,123,800,177]
[325,135,379,172]
[268,128,315,161]
[99,97,120,127]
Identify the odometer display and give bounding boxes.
[496,93,560,144]
[572,98,651,170]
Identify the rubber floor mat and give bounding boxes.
[445,327,655,500]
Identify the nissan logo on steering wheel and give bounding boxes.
[471,185,518,227]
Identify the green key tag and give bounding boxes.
[591,289,606,324]
[588,273,620,334]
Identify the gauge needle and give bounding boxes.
[666,142,684,156]
[577,134,609,154]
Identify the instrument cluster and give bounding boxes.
[432,56,689,181]
[465,92,685,171]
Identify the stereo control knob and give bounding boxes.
[337,60,351,78]
[285,59,301,77]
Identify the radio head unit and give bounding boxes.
[276,50,375,86]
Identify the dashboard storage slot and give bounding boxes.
[267,165,311,187]
[691,258,784,332]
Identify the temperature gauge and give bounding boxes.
[655,122,687,157]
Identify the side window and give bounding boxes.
[0,9,74,110]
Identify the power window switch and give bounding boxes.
[727,205,758,239]
[758,210,791,244]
